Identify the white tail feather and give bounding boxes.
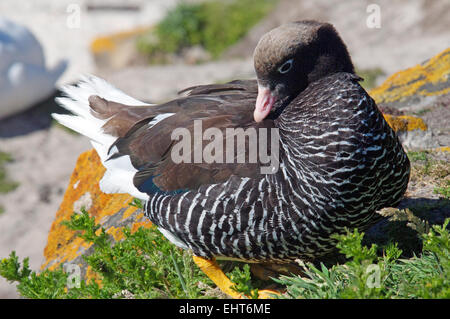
[52,75,149,200]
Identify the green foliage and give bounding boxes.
[228,264,259,299]
[407,150,429,162]
[407,151,449,206]
[0,251,32,282]
[2,206,448,299]
[275,219,450,299]
[356,68,385,90]
[0,150,18,194]
[61,210,110,248]
[137,0,277,62]
[336,229,378,264]
[0,251,76,298]
[1,210,214,299]
[129,198,144,209]
[434,181,450,199]
[0,150,19,214]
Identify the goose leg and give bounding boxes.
[192,256,280,299]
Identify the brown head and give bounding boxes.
[253,20,354,122]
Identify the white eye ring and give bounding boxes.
[278,58,293,74]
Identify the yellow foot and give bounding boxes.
[257,289,280,299]
[192,256,281,299]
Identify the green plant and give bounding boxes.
[274,219,450,299]
[137,0,277,62]
[0,151,18,194]
[228,264,259,299]
[407,150,429,162]
[357,68,385,90]
[434,181,450,199]
[0,251,76,298]
[129,198,144,209]
[2,205,448,299]
[0,150,19,214]
[1,209,215,298]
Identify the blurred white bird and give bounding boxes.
[0,18,67,119]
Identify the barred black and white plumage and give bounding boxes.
[144,73,409,261]
[53,20,410,264]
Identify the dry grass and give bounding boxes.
[407,150,450,199]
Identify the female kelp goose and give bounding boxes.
[53,20,410,297]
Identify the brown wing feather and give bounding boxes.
[89,80,273,193]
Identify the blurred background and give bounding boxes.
[0,0,449,298]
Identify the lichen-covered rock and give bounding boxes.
[41,149,151,281]
[370,48,450,113]
[381,113,433,150]
[90,27,152,70]
[370,48,450,150]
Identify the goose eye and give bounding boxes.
[278,59,293,74]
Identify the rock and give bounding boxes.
[91,26,153,70]
[370,48,450,150]
[181,45,212,65]
[370,48,450,113]
[41,149,151,282]
[381,113,433,150]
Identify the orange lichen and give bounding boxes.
[106,226,125,242]
[90,26,152,54]
[435,146,450,153]
[131,217,152,233]
[42,149,152,272]
[383,114,428,132]
[370,48,450,104]
[85,265,102,286]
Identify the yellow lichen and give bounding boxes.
[370,48,450,104]
[90,27,152,54]
[41,149,152,272]
[435,146,450,153]
[85,265,102,286]
[122,203,139,220]
[106,226,125,242]
[383,114,428,132]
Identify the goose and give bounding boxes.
[52,20,410,298]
